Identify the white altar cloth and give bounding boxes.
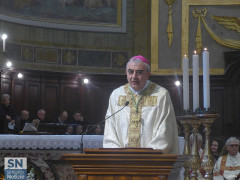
[0,135,103,150]
[0,135,184,152]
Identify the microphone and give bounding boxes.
[80,101,129,153]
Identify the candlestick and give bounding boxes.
[193,51,199,111]
[183,55,189,111]
[203,48,210,109]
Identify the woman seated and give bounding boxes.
[210,138,222,162]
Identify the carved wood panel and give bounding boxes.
[59,84,82,121]
[1,77,11,95]
[12,80,24,114]
[25,81,41,120]
[42,83,59,122]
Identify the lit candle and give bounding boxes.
[2,34,7,52]
[183,55,189,110]
[203,48,210,109]
[192,51,199,111]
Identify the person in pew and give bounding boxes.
[94,124,103,135]
[210,138,222,162]
[103,55,179,154]
[65,125,74,135]
[75,124,83,135]
[0,94,17,134]
[213,137,240,180]
[32,109,47,129]
[14,110,30,133]
[69,111,84,125]
[36,109,47,122]
[53,110,68,124]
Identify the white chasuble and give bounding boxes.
[103,82,179,154]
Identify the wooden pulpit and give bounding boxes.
[62,148,184,180]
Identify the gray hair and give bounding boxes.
[37,109,45,114]
[21,110,29,115]
[189,133,203,143]
[126,58,151,72]
[1,94,10,100]
[226,137,240,145]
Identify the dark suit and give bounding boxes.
[52,117,67,124]
[0,103,16,134]
[14,115,31,133]
[35,117,47,124]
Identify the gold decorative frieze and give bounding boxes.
[192,8,207,54]
[212,15,240,34]
[22,46,33,62]
[63,50,76,65]
[165,0,175,47]
[35,47,59,64]
[199,12,240,50]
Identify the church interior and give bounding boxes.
[0,0,240,179]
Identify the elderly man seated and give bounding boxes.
[0,94,16,134]
[213,137,240,180]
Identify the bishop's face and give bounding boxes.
[126,61,151,91]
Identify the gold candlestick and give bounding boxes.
[178,115,201,180]
[198,114,219,180]
[188,119,202,180]
[179,117,191,180]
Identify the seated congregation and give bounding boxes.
[0,94,104,135]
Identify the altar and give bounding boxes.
[0,135,184,180]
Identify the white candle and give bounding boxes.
[3,39,5,52]
[2,34,7,52]
[193,51,199,111]
[203,48,210,109]
[183,55,189,110]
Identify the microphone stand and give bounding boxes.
[79,101,129,153]
[80,125,91,153]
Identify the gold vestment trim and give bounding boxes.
[117,82,157,147]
